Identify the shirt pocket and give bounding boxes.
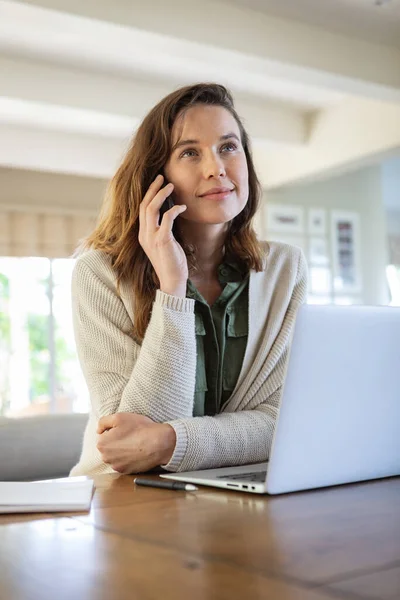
[223,307,248,392]
[226,305,248,337]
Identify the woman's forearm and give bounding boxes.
[116,290,197,421]
[73,260,197,423]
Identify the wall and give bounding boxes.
[382,156,400,265]
[262,165,390,305]
[0,167,106,213]
[382,156,400,216]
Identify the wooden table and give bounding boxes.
[0,474,399,600]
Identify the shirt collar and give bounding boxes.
[187,258,248,299]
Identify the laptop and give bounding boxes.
[161,304,400,495]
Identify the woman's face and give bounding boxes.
[164,105,249,225]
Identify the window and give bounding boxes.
[0,257,89,417]
[386,264,400,306]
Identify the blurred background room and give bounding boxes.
[0,0,399,420]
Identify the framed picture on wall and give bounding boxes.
[308,208,327,235]
[331,210,362,294]
[267,204,305,234]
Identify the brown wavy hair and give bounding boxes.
[82,83,265,342]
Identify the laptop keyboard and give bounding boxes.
[216,471,268,483]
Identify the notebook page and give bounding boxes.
[0,479,94,513]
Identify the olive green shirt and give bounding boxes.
[186,260,249,417]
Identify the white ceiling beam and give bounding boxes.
[258,97,400,189]
[0,124,126,178]
[0,96,139,138]
[9,0,400,103]
[0,117,306,179]
[0,56,169,118]
[0,57,308,146]
[0,1,344,110]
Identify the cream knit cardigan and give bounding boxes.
[70,241,308,476]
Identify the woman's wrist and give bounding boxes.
[159,424,177,465]
[159,281,187,298]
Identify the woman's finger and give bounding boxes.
[97,415,116,434]
[141,174,164,210]
[145,183,175,232]
[158,205,187,236]
[139,174,164,231]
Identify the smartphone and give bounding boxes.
[158,179,175,225]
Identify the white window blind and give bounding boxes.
[0,209,97,258]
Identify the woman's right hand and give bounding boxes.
[138,174,189,297]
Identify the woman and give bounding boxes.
[70,83,307,477]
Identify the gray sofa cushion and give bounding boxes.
[0,413,88,481]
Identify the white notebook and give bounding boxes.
[0,477,94,514]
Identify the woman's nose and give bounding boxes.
[203,152,226,179]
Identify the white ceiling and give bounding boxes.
[0,1,344,110]
[225,0,400,48]
[0,0,399,188]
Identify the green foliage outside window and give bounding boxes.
[0,258,85,415]
[27,314,75,401]
[0,273,10,342]
[0,272,11,415]
[27,313,50,400]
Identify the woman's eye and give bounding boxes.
[180,149,198,158]
[221,142,238,152]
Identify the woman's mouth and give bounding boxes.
[199,187,234,201]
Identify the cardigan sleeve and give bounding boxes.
[72,257,197,422]
[162,248,308,472]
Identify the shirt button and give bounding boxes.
[220,268,228,276]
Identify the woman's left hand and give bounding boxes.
[96,413,176,474]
